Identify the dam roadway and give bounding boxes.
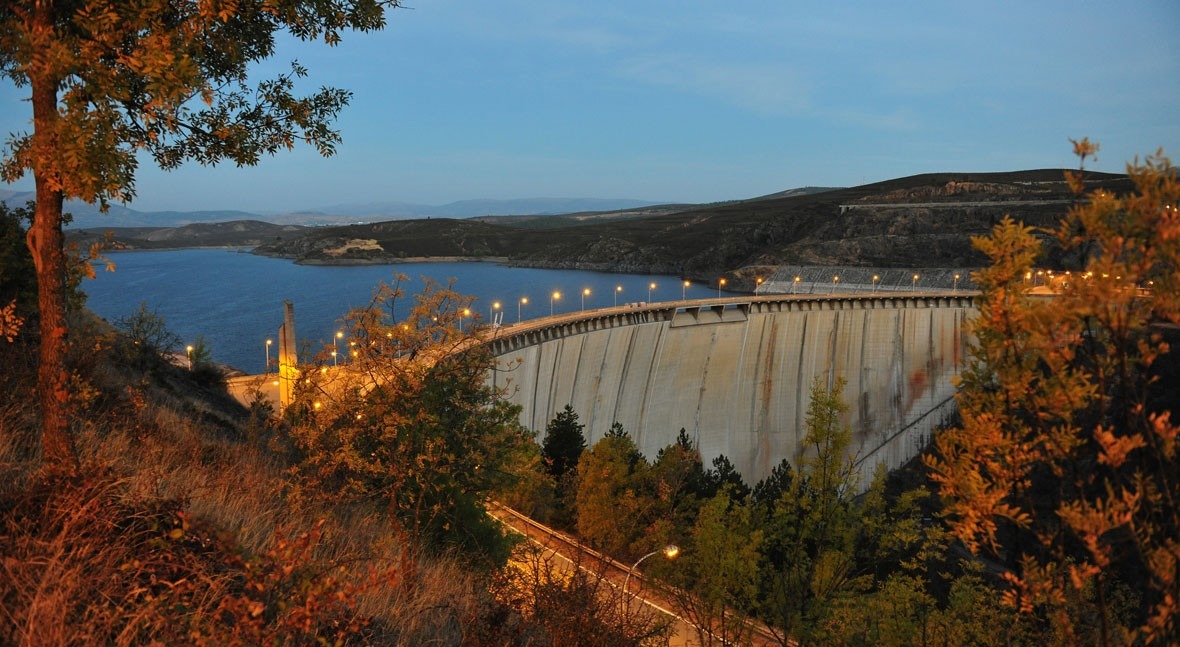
[484,292,977,487]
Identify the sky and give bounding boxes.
[2,0,1178,213]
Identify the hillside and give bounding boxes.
[254,169,1132,276]
[67,220,309,250]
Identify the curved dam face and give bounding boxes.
[487,294,975,488]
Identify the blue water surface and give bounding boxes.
[83,249,737,373]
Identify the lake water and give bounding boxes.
[83,248,738,374]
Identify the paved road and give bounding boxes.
[489,503,783,646]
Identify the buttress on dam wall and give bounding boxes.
[487,294,976,488]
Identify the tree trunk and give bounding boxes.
[28,189,77,474]
[28,0,79,476]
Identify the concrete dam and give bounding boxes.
[486,293,976,487]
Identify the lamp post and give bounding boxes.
[755,277,763,293]
[518,297,528,322]
[718,277,727,298]
[953,274,960,292]
[614,285,622,307]
[265,339,272,374]
[912,274,919,291]
[581,288,591,311]
[490,301,501,325]
[831,275,839,294]
[648,282,656,303]
[186,345,194,370]
[550,291,561,316]
[622,545,679,617]
[460,308,470,333]
[682,280,690,300]
[793,276,801,294]
[872,275,879,293]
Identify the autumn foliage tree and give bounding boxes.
[287,278,532,567]
[925,143,1180,644]
[0,0,397,474]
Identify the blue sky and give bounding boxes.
[2,0,1178,213]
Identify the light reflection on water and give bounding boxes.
[83,248,737,373]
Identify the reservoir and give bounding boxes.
[83,248,737,374]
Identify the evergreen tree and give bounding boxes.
[702,454,751,502]
[752,458,794,508]
[650,430,709,539]
[541,404,586,480]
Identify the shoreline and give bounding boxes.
[99,246,511,267]
[292,255,511,266]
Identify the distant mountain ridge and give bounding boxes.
[0,189,662,228]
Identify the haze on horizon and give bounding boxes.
[1,0,1177,214]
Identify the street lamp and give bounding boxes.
[460,308,470,333]
[912,274,919,291]
[718,277,727,298]
[490,301,501,325]
[832,275,839,294]
[755,277,763,293]
[518,297,528,323]
[186,345,194,370]
[265,339,272,374]
[682,280,690,300]
[872,275,879,293]
[614,285,623,307]
[648,282,656,303]
[550,291,561,316]
[622,545,680,617]
[793,276,801,294]
[953,273,960,292]
[581,288,591,311]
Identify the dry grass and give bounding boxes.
[0,314,547,645]
[0,305,674,644]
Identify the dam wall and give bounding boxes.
[487,294,975,487]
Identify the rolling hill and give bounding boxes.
[252,169,1131,280]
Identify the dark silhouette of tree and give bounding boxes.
[1,0,398,474]
[752,458,794,508]
[703,454,750,502]
[541,404,586,481]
